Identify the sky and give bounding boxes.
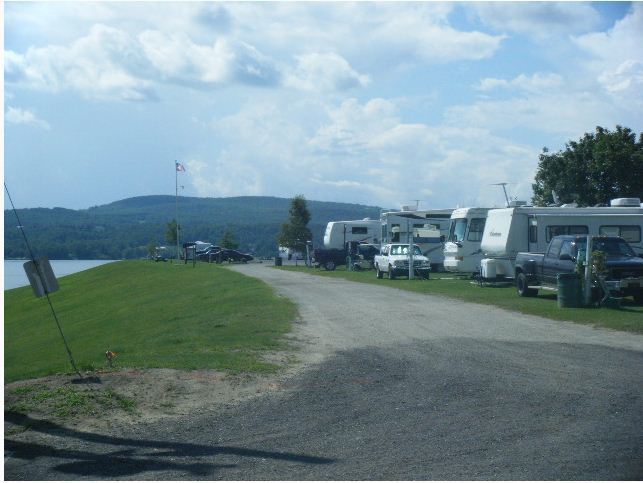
[3,1,643,211]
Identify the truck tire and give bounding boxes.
[325,261,336,271]
[388,265,395,280]
[633,291,643,304]
[376,264,383,279]
[516,272,538,297]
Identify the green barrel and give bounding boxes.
[274,256,282,267]
[557,273,581,308]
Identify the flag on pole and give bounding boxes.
[176,161,186,172]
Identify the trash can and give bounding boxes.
[557,273,581,308]
[274,256,282,267]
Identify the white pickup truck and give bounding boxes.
[374,243,431,279]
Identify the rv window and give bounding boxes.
[448,219,467,242]
[547,238,563,258]
[529,218,537,243]
[351,226,368,235]
[599,225,641,243]
[546,225,588,242]
[467,218,486,242]
[413,223,424,228]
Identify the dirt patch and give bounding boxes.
[4,322,319,438]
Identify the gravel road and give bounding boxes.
[5,264,643,480]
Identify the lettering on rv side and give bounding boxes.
[489,231,502,237]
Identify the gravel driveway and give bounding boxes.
[5,264,643,480]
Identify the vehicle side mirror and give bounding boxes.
[559,253,572,261]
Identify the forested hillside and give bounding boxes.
[4,196,382,259]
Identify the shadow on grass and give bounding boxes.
[4,411,335,478]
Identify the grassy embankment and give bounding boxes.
[278,265,643,334]
[5,261,296,383]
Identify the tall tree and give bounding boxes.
[278,195,312,253]
[532,125,643,206]
[220,229,239,249]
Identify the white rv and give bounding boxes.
[443,207,491,273]
[323,219,382,249]
[380,208,453,270]
[480,198,643,278]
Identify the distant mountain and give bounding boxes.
[4,195,383,259]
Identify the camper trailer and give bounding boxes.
[480,198,643,279]
[323,219,382,249]
[380,208,453,270]
[443,207,491,273]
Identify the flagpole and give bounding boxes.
[175,161,180,263]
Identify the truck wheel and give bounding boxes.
[388,265,395,280]
[376,265,383,279]
[633,291,643,305]
[325,261,336,271]
[516,272,538,297]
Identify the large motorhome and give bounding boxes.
[380,208,454,270]
[443,207,491,273]
[480,198,643,278]
[323,219,382,249]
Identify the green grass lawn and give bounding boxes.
[278,265,643,334]
[5,261,296,383]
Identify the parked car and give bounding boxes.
[206,248,254,264]
[514,235,643,302]
[312,243,380,271]
[373,243,431,279]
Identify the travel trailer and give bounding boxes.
[380,208,454,270]
[323,219,382,249]
[479,198,643,279]
[443,207,491,273]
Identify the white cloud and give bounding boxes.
[5,24,154,101]
[191,96,540,209]
[5,106,51,130]
[573,4,643,106]
[286,53,370,92]
[473,2,601,37]
[445,92,619,140]
[475,73,564,93]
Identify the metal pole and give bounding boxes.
[584,235,592,305]
[175,162,180,263]
[408,219,413,280]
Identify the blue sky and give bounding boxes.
[4,1,642,210]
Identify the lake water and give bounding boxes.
[4,260,120,290]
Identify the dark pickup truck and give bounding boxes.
[514,235,643,303]
[312,243,380,271]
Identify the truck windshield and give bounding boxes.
[448,219,467,243]
[576,239,637,258]
[390,245,423,256]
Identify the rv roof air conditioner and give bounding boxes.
[508,200,528,207]
[610,198,641,207]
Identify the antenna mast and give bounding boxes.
[492,183,511,207]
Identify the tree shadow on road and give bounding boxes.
[4,411,335,478]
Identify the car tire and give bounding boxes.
[388,265,395,280]
[516,272,538,297]
[376,265,383,279]
[325,261,336,271]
